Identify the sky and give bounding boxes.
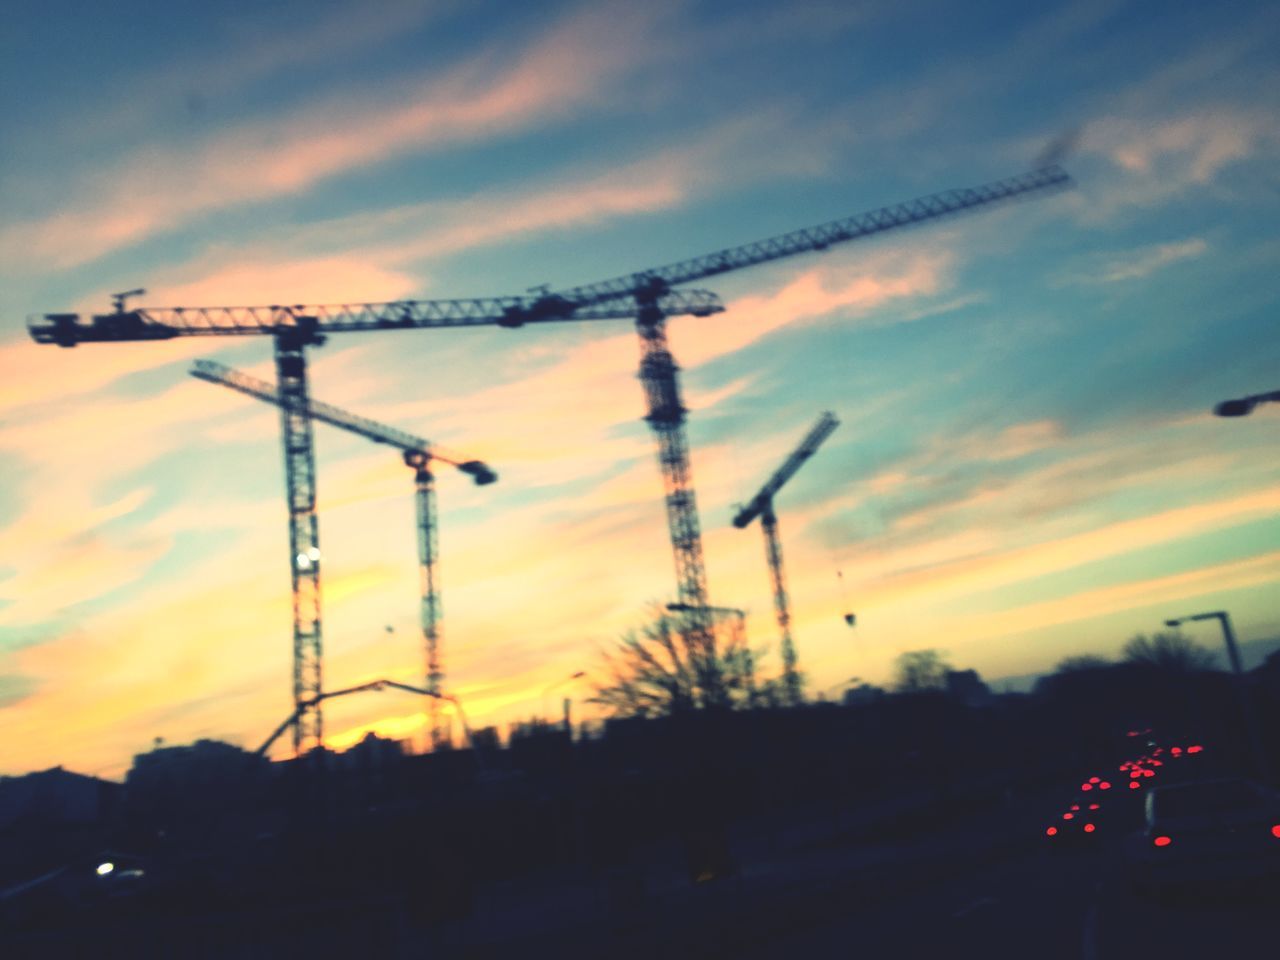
[1,0,1278,778]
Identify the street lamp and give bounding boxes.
[1164,611,1243,675]
[1165,610,1269,781]
[1213,389,1280,418]
[543,671,586,732]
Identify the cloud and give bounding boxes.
[1058,237,1209,286]
[147,256,422,308]
[1079,109,1280,215]
[867,486,1280,612]
[0,336,210,418]
[1100,237,1208,282]
[92,105,845,317]
[0,2,678,268]
[0,519,172,629]
[1107,114,1258,182]
[47,0,455,145]
[951,551,1280,645]
[0,674,37,709]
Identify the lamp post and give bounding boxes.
[542,671,586,732]
[1213,389,1280,418]
[1165,611,1269,781]
[1164,611,1243,676]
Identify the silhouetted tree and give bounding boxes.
[589,609,764,717]
[892,649,951,693]
[1122,630,1217,673]
[1051,654,1112,673]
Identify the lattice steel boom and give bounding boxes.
[541,166,1070,309]
[191,360,494,750]
[27,290,723,345]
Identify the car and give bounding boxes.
[1124,778,1280,896]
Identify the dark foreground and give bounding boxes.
[8,787,1275,959]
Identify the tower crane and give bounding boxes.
[29,163,1069,746]
[732,412,840,706]
[519,164,1070,703]
[30,289,720,756]
[190,359,495,750]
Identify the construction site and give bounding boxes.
[4,3,1279,957]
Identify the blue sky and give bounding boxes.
[1,0,1278,776]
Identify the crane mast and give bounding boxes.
[733,411,840,705]
[275,320,325,753]
[191,359,494,752]
[408,451,444,747]
[636,292,723,704]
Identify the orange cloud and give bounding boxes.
[1,2,680,268]
[859,486,1280,610]
[953,551,1280,644]
[148,257,422,309]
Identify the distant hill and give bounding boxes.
[988,636,1280,695]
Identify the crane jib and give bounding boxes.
[550,165,1071,307]
[191,359,496,484]
[28,290,725,345]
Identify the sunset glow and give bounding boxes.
[2,0,1278,779]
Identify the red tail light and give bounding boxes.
[1063,812,1075,820]
[1153,835,1172,847]
[1089,777,1100,784]
[1099,781,1111,790]
[1187,745,1203,754]
[1129,782,1140,790]
[1084,824,1096,833]
[1047,826,1058,836]
[1270,825,1280,839]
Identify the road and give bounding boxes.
[746,842,1275,959]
